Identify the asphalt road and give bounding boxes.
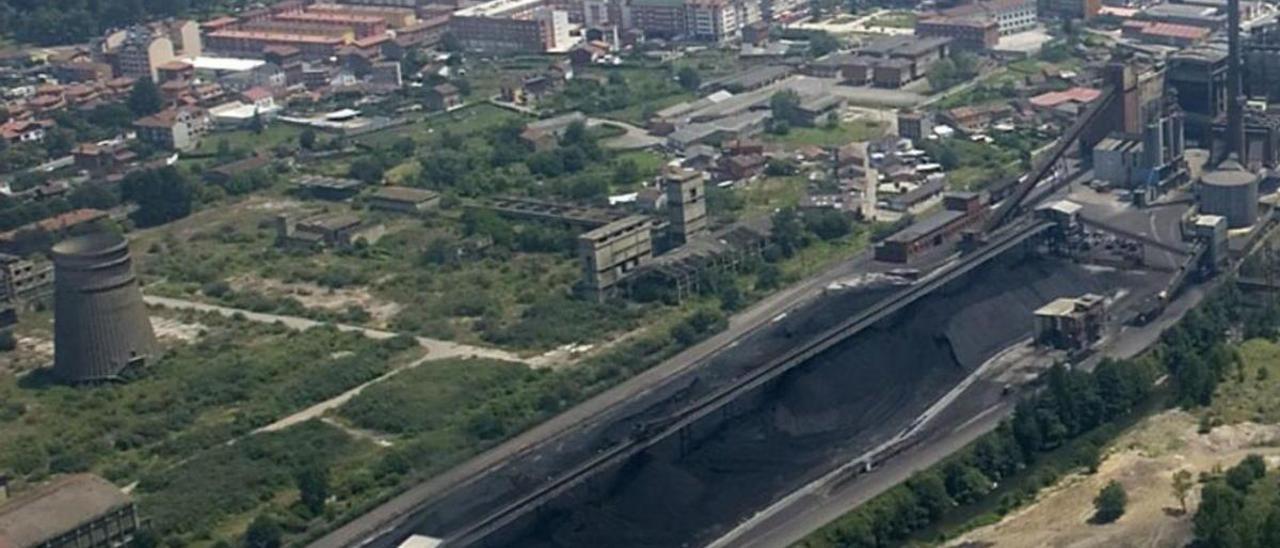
[308,248,885,548]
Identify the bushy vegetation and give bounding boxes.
[1192,454,1280,548]
[0,315,416,497]
[138,420,369,540]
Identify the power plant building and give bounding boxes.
[52,233,156,383]
[1198,160,1259,228]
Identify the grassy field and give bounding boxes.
[352,103,528,150]
[763,119,886,148]
[195,124,306,157]
[1206,338,1280,424]
[866,10,917,28]
[0,311,419,543]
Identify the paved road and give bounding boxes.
[309,248,884,548]
[143,295,524,363]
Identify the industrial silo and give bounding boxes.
[1198,161,1259,228]
[52,232,156,383]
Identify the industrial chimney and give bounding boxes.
[1227,0,1246,164]
[52,232,156,383]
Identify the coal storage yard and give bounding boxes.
[504,253,1167,548]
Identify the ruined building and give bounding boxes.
[52,233,156,383]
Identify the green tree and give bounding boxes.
[243,515,282,548]
[907,471,953,521]
[770,207,806,257]
[127,78,164,117]
[677,66,702,91]
[348,157,386,184]
[612,159,640,185]
[1225,454,1266,492]
[770,90,802,127]
[1093,481,1127,524]
[121,166,194,227]
[1196,481,1244,546]
[1172,469,1194,514]
[299,128,317,150]
[809,31,840,57]
[249,110,265,134]
[296,466,329,515]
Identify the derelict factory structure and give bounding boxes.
[51,232,156,383]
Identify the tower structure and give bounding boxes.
[1226,0,1247,164]
[52,232,156,383]
[664,168,708,245]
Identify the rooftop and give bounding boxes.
[859,35,952,58]
[188,56,267,73]
[300,213,363,231]
[886,208,966,243]
[296,175,364,190]
[1029,86,1102,108]
[0,474,131,548]
[371,186,439,203]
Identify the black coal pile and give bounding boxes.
[509,255,1159,548]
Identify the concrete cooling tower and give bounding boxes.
[52,232,156,383]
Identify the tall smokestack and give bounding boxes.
[1227,0,1246,164]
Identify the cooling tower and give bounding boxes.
[52,232,156,383]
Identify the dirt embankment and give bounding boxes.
[947,411,1280,548]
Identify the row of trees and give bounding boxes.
[804,355,1156,547]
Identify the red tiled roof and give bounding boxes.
[1029,87,1102,108]
[241,86,274,102]
[1126,21,1209,40]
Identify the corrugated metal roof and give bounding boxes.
[0,475,130,548]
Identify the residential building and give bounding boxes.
[685,0,740,42]
[450,0,576,52]
[72,140,137,174]
[1038,0,1100,19]
[103,20,202,82]
[0,474,140,548]
[627,0,689,38]
[934,0,1037,36]
[425,83,462,111]
[915,16,1000,50]
[134,106,210,151]
[205,30,346,59]
[897,111,933,141]
[0,119,52,145]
